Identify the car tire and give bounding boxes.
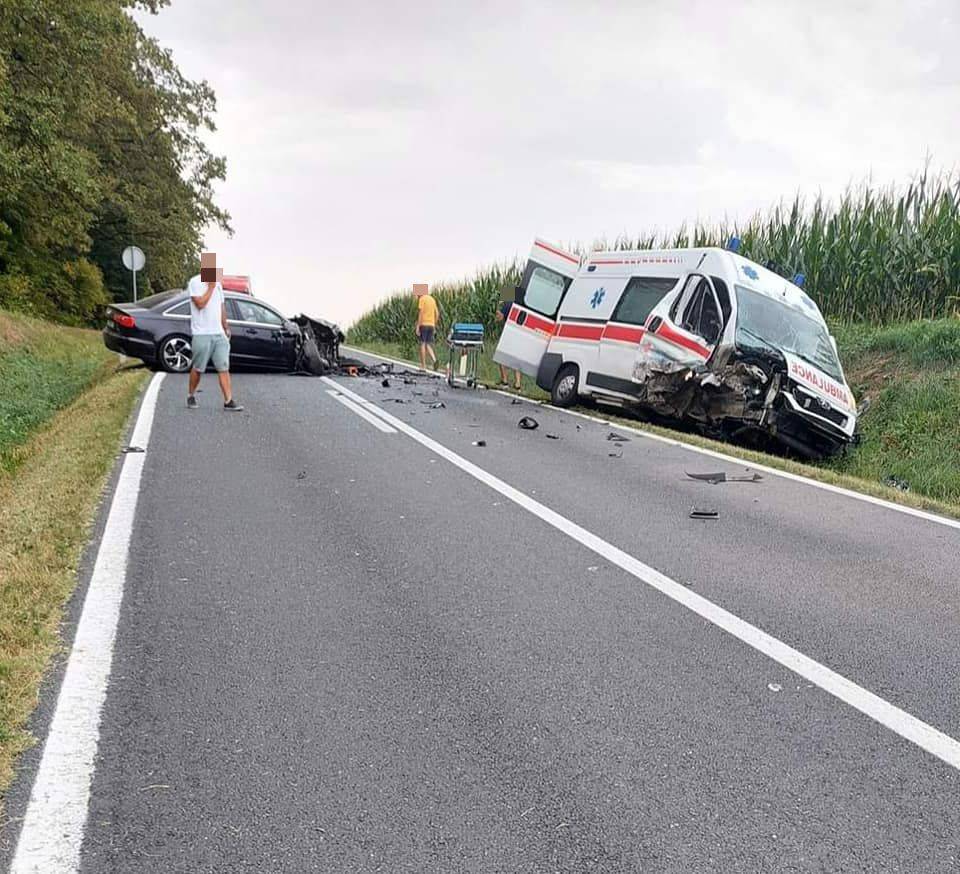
[158,335,193,373]
[551,363,579,408]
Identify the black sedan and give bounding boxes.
[103,289,302,372]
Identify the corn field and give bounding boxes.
[349,169,960,345]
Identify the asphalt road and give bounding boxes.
[5,358,960,872]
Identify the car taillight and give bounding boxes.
[112,311,136,329]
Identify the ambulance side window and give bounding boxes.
[611,276,679,326]
[680,279,723,344]
[670,275,703,323]
[710,276,732,324]
[523,265,568,317]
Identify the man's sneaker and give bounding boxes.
[223,399,244,412]
[187,395,198,409]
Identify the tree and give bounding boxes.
[0,0,230,323]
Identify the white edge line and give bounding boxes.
[11,372,166,874]
[343,345,960,532]
[326,389,396,433]
[322,375,960,773]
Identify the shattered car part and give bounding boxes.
[686,471,763,484]
[518,416,540,430]
[291,315,344,375]
[689,507,719,519]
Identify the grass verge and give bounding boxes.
[346,338,960,522]
[1,309,118,472]
[0,310,149,804]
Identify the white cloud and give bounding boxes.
[137,0,959,326]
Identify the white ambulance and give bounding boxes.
[494,239,857,458]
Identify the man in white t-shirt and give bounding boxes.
[186,251,243,411]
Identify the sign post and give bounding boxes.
[121,245,146,302]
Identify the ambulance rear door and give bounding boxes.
[494,239,579,377]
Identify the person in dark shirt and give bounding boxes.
[494,299,522,390]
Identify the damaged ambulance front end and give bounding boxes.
[629,264,857,459]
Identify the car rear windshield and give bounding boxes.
[137,290,181,309]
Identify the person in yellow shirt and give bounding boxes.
[413,283,439,370]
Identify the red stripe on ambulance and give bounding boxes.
[602,324,645,344]
[654,323,711,358]
[556,322,604,341]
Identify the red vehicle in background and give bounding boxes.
[221,275,252,294]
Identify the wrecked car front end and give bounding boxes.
[629,323,857,460]
[291,314,345,375]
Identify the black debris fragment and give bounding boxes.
[510,398,523,405]
[883,475,910,492]
[518,416,539,430]
[690,507,719,519]
[121,445,145,454]
[546,433,560,440]
[421,401,445,409]
[403,378,416,385]
[608,449,623,458]
[686,471,763,484]
[473,440,487,447]
[296,470,307,480]
[381,378,391,388]
[607,432,630,443]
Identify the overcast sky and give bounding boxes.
[137,0,959,327]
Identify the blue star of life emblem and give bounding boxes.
[742,265,759,280]
[590,288,606,309]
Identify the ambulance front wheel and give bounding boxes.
[551,364,579,408]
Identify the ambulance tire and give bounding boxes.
[550,364,579,408]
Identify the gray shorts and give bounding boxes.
[191,334,230,372]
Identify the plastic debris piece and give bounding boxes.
[607,432,630,443]
[421,400,445,408]
[689,507,719,519]
[381,378,391,388]
[767,683,782,692]
[472,440,487,447]
[687,471,763,484]
[296,470,307,480]
[545,433,560,440]
[883,475,910,492]
[518,416,539,430]
[511,398,523,405]
[121,445,145,454]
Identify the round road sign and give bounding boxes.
[122,245,146,272]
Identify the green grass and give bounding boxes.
[0,310,149,805]
[349,316,960,517]
[0,309,117,470]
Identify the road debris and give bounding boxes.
[121,445,145,454]
[381,378,391,388]
[472,440,487,447]
[421,401,446,408]
[296,470,307,480]
[608,449,623,458]
[883,475,910,492]
[689,507,719,519]
[767,682,782,692]
[607,432,630,443]
[686,471,763,484]
[511,398,523,405]
[545,433,560,440]
[518,416,539,430]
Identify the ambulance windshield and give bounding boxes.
[734,285,842,381]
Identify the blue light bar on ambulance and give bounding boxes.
[726,236,741,252]
[792,273,806,288]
